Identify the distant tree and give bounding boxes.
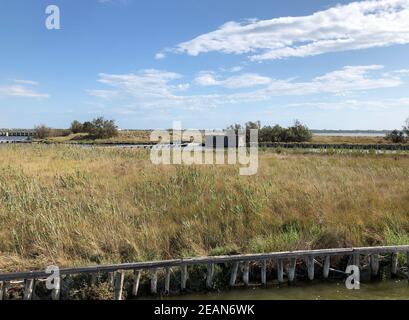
[286,120,312,142]
[386,130,406,143]
[70,120,84,134]
[245,121,261,143]
[84,117,118,139]
[82,121,93,133]
[227,123,242,134]
[34,125,52,139]
[227,120,312,143]
[271,125,286,142]
[259,126,273,143]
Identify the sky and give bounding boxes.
[1,0,409,130]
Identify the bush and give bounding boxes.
[34,125,52,139]
[237,120,312,143]
[87,117,118,139]
[70,120,84,134]
[69,117,119,139]
[386,130,406,143]
[285,120,313,142]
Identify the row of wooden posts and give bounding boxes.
[260,142,409,151]
[0,246,408,300]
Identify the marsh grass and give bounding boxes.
[0,144,408,271]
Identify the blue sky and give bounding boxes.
[1,0,409,130]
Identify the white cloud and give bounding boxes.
[394,69,409,74]
[87,89,119,99]
[155,52,166,60]
[89,65,404,110]
[194,65,401,94]
[288,97,409,111]
[13,79,39,86]
[0,81,49,99]
[195,72,272,88]
[165,0,409,61]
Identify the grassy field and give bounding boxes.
[0,144,408,272]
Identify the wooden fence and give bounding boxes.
[0,245,408,300]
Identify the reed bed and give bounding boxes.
[0,144,408,272]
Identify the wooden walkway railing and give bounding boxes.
[0,245,408,300]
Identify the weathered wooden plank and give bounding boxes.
[165,268,171,294]
[114,271,125,300]
[150,269,158,294]
[229,262,239,287]
[370,254,380,277]
[132,270,141,296]
[206,263,215,289]
[261,260,267,286]
[51,277,61,301]
[277,260,284,283]
[407,252,409,281]
[288,258,296,282]
[91,273,98,286]
[242,261,250,286]
[181,265,188,291]
[306,256,315,281]
[323,256,330,279]
[0,281,4,300]
[353,254,359,266]
[1,246,409,282]
[3,281,10,300]
[391,253,398,276]
[107,272,115,286]
[24,279,35,300]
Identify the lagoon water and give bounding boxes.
[167,280,409,300]
[0,136,29,143]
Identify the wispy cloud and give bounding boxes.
[88,65,404,111]
[13,79,39,86]
[194,72,272,88]
[194,65,401,93]
[162,0,409,61]
[0,80,49,99]
[288,97,409,111]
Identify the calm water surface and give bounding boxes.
[167,280,409,300]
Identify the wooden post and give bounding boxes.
[3,282,10,300]
[206,263,215,289]
[229,262,239,287]
[0,281,4,300]
[165,268,171,294]
[391,253,398,276]
[51,277,61,300]
[407,252,409,282]
[353,254,360,267]
[91,273,98,286]
[288,258,296,283]
[370,254,380,277]
[114,271,125,300]
[108,272,115,286]
[150,269,158,294]
[306,256,315,281]
[277,260,284,283]
[181,265,188,291]
[132,270,141,296]
[24,279,35,300]
[242,261,250,286]
[323,256,330,279]
[261,260,267,286]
